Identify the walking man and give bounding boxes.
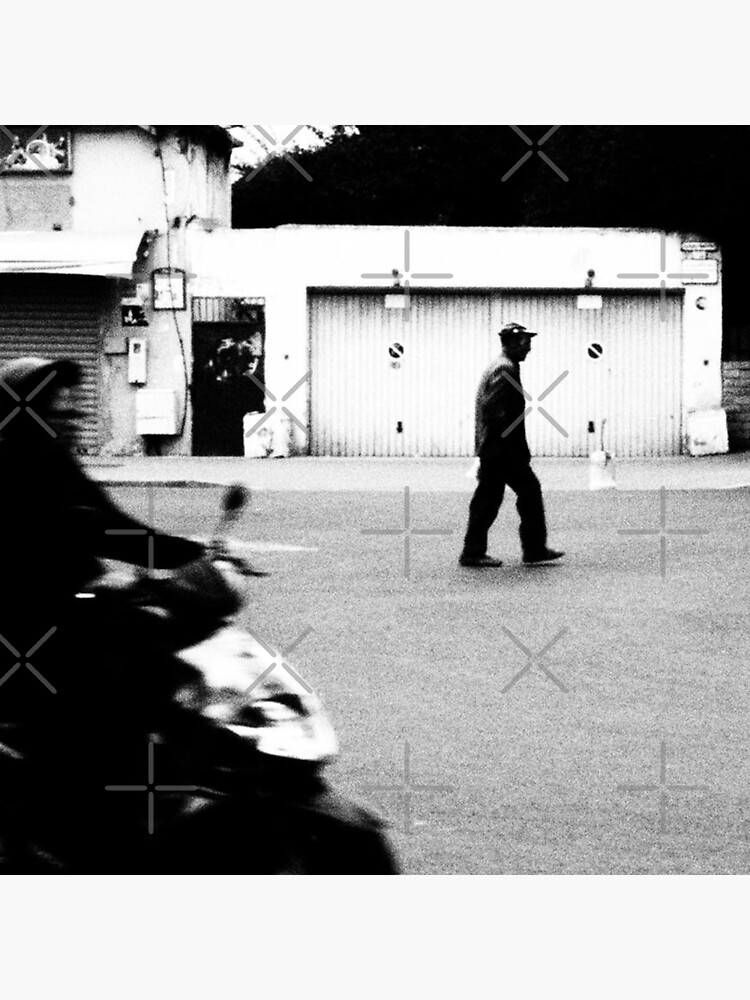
[459,322,564,568]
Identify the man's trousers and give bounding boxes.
[461,457,548,558]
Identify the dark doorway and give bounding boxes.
[192,311,266,456]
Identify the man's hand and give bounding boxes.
[209,541,270,578]
[151,554,245,622]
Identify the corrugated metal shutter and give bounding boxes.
[494,291,683,457]
[192,296,265,323]
[309,289,683,458]
[310,292,491,457]
[310,292,389,457]
[0,275,105,454]
[405,294,492,456]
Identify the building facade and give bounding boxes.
[188,225,726,459]
[0,137,728,461]
[0,125,237,455]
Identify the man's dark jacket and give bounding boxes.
[474,355,531,462]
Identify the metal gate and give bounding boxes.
[309,292,492,457]
[496,290,683,458]
[308,289,683,458]
[0,275,105,454]
[191,297,267,457]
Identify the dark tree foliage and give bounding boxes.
[232,126,750,347]
[233,126,750,234]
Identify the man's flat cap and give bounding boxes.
[499,322,538,341]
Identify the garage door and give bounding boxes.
[309,290,683,458]
[310,292,492,456]
[0,275,105,454]
[499,290,683,457]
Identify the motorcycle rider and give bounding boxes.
[0,356,236,870]
[0,356,399,874]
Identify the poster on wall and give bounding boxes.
[152,268,187,311]
[121,303,149,327]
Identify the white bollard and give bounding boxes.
[589,449,616,490]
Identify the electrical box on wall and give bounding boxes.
[128,338,147,384]
[135,390,178,436]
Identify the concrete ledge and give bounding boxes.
[82,454,750,492]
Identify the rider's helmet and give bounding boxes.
[0,356,82,439]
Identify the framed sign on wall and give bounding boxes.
[0,128,72,173]
[152,268,187,311]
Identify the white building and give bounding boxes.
[0,125,239,456]
[187,225,726,459]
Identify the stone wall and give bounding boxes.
[722,361,750,450]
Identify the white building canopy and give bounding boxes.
[0,230,145,277]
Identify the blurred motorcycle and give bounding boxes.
[85,484,399,874]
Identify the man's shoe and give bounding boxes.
[523,548,565,565]
[459,554,503,568]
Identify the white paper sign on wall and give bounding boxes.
[577,295,603,309]
[681,259,718,284]
[385,294,408,309]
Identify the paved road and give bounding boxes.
[106,482,750,874]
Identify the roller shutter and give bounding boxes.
[0,275,105,454]
[309,289,683,458]
[495,290,683,458]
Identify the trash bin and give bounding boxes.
[243,409,291,458]
[685,409,729,456]
[243,412,274,458]
[588,449,616,490]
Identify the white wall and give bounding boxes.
[187,226,724,455]
[71,129,231,233]
[70,129,165,232]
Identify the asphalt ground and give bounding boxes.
[108,481,750,874]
